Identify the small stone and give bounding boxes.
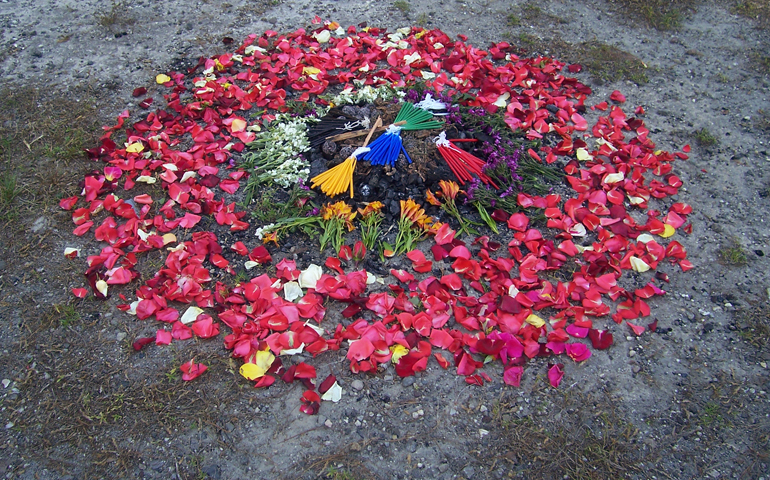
[632,365,641,373]
[628,350,636,357]
[324,419,333,428]
[321,140,337,159]
[116,332,127,342]
[1,379,10,388]
[402,376,415,387]
[31,216,48,234]
[202,465,221,480]
[351,379,364,391]
[438,464,449,473]
[463,466,476,477]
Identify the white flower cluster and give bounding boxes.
[328,84,404,107]
[254,223,276,239]
[243,117,312,189]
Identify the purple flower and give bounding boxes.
[466,177,480,200]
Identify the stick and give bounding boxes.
[326,120,405,142]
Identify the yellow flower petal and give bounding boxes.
[155,73,171,84]
[126,142,144,153]
[390,344,409,364]
[162,233,177,245]
[659,224,676,238]
[239,362,266,380]
[525,314,545,328]
[254,349,275,372]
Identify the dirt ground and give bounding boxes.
[0,0,769,479]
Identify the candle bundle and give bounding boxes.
[434,132,498,188]
[307,113,368,148]
[310,146,370,198]
[310,118,382,198]
[363,102,444,167]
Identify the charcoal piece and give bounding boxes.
[321,140,337,159]
[341,105,359,117]
[389,199,400,216]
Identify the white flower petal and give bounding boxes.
[321,382,343,402]
[298,264,323,289]
[283,281,303,302]
[181,306,204,324]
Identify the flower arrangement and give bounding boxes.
[61,21,695,420]
[357,201,385,250]
[324,84,403,107]
[426,180,479,236]
[319,201,356,253]
[391,198,438,255]
[241,116,312,198]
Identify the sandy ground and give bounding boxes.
[0,0,769,479]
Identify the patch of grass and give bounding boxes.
[489,391,640,478]
[0,86,102,218]
[507,37,647,84]
[718,240,748,266]
[45,303,81,328]
[732,0,770,24]
[0,172,22,221]
[749,50,770,75]
[610,0,693,30]
[504,2,567,26]
[694,127,719,146]
[415,12,429,25]
[737,305,770,349]
[700,401,724,427]
[756,109,770,132]
[568,41,648,84]
[324,466,359,480]
[521,2,543,18]
[94,1,136,31]
[393,0,410,13]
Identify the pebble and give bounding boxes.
[116,332,127,342]
[351,379,364,391]
[438,464,449,473]
[632,365,642,373]
[401,376,415,387]
[30,216,48,233]
[202,465,221,480]
[463,466,476,477]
